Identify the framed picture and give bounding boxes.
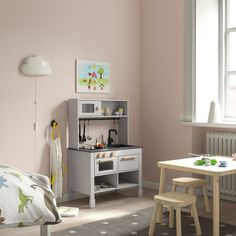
[76,60,110,93]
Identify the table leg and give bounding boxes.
[40,225,50,236]
[212,175,220,236]
[157,168,166,222]
[158,168,166,194]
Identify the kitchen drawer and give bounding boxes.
[119,155,139,171]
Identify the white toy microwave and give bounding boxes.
[79,100,102,116]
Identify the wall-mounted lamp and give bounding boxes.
[21,55,51,76]
[21,55,51,172]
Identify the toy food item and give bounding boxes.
[211,159,217,165]
[194,159,217,166]
[194,160,205,165]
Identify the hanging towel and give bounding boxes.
[50,120,63,198]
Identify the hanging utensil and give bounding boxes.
[87,120,92,141]
[82,121,86,142]
[79,122,82,143]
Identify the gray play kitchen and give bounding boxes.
[68,99,142,208]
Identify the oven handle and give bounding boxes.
[99,158,116,163]
[121,156,136,161]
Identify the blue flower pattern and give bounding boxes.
[0,176,8,189]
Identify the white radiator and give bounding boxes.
[206,131,236,201]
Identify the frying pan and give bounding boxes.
[82,122,86,142]
[79,123,82,142]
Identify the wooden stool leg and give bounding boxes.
[188,187,194,216]
[172,184,177,192]
[185,186,188,194]
[169,207,174,228]
[202,185,210,212]
[189,187,194,195]
[169,185,177,214]
[149,203,159,236]
[191,203,202,235]
[176,207,182,236]
[156,204,163,223]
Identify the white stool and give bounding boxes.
[149,192,202,236]
[172,177,210,213]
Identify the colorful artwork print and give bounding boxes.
[76,60,110,93]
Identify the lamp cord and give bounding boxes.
[34,77,37,172]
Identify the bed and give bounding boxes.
[0,165,61,236]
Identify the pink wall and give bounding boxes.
[0,0,207,194]
[141,0,194,183]
[0,0,141,194]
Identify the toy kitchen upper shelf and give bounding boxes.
[68,99,128,120]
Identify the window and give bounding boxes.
[188,0,236,124]
[223,0,236,118]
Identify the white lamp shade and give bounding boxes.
[21,56,51,76]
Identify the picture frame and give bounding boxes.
[76,59,110,93]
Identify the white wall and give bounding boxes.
[0,0,141,194]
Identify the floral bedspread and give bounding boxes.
[0,165,61,227]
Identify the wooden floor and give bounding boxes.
[0,188,235,236]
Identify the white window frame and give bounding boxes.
[222,0,236,120]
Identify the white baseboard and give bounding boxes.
[142,180,202,196]
[142,180,172,192]
[142,180,159,190]
[56,192,86,203]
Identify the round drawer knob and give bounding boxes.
[96,153,101,159]
[110,152,114,157]
[102,153,106,158]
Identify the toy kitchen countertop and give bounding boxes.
[75,144,142,152]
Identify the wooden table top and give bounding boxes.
[158,156,236,176]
